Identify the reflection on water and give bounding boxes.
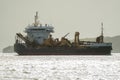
[0,53,120,80]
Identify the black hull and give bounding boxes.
[14,43,112,55]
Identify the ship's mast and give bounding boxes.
[101,22,104,43]
[101,22,103,36]
[34,11,39,27]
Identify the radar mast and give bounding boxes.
[34,11,39,27]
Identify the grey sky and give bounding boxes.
[0,0,120,51]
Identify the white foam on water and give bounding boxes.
[0,53,120,80]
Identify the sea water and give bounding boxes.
[0,53,120,80]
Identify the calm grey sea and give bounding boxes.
[0,53,120,80]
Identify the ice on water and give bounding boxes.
[0,53,120,80]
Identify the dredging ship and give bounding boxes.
[14,12,112,55]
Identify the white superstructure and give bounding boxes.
[25,12,54,44]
